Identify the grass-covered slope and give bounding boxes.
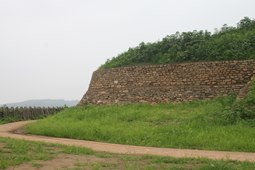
[101,17,255,68]
[25,79,255,152]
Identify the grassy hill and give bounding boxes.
[23,17,255,154]
[2,19,255,169]
[101,17,255,68]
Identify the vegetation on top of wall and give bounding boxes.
[101,17,255,68]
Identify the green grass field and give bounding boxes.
[25,93,255,152]
[1,137,255,170]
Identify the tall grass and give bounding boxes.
[25,95,255,152]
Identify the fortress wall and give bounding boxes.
[80,60,255,105]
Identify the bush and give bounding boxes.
[221,105,254,124]
[218,79,255,125]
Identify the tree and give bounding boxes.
[237,17,255,29]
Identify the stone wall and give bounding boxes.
[80,60,255,105]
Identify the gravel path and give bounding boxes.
[1,121,255,162]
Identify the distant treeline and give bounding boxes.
[0,106,65,121]
[101,17,255,68]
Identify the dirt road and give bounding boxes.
[1,121,255,162]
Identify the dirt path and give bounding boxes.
[1,121,255,162]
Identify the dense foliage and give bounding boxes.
[0,106,65,122]
[102,17,255,68]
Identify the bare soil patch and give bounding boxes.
[6,154,122,170]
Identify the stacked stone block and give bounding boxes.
[80,60,255,105]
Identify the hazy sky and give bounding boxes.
[0,0,255,104]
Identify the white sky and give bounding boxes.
[0,0,255,104]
